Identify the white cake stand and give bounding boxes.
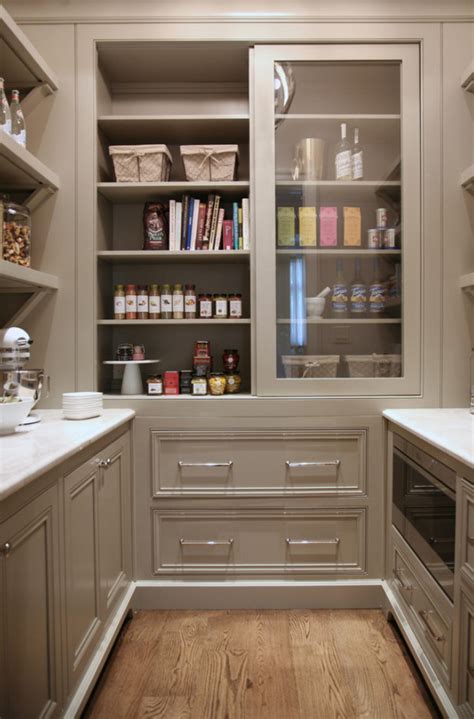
[103,360,160,395]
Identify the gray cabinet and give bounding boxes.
[63,430,132,696]
[0,484,62,719]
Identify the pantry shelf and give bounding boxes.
[97,250,250,264]
[277,318,401,324]
[276,249,401,257]
[103,392,255,400]
[98,319,251,326]
[0,131,60,209]
[97,181,249,203]
[98,115,250,144]
[276,180,401,188]
[0,260,59,291]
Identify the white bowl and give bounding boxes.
[0,398,34,435]
[305,297,326,318]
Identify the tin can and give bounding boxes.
[376,208,388,228]
[384,228,396,249]
[367,229,382,249]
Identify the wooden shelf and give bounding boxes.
[97,181,249,203]
[98,115,249,144]
[98,319,251,326]
[0,131,60,209]
[277,318,401,324]
[460,165,474,194]
[97,250,250,264]
[275,115,400,143]
[0,260,58,291]
[461,62,474,92]
[103,392,255,400]
[276,180,401,188]
[460,273,474,296]
[277,249,401,257]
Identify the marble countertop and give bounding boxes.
[383,408,474,469]
[0,409,135,501]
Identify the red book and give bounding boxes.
[195,202,206,250]
[223,220,233,250]
[202,194,214,250]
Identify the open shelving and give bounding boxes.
[97,250,250,264]
[98,115,250,144]
[97,181,249,203]
[98,318,251,326]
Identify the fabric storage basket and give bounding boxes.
[180,144,238,181]
[109,144,172,182]
[282,355,339,379]
[345,355,376,378]
[374,354,402,378]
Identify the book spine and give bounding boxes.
[214,208,225,250]
[238,207,243,250]
[190,198,201,250]
[202,194,214,250]
[195,202,206,250]
[232,202,239,250]
[209,195,221,250]
[168,199,176,250]
[175,202,182,250]
[223,220,233,250]
[186,198,194,250]
[181,195,189,250]
[242,198,250,250]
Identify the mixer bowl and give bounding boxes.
[0,369,46,410]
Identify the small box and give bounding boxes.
[193,356,212,376]
[163,370,179,395]
[319,207,338,247]
[194,340,211,358]
[343,207,361,247]
[277,207,296,247]
[298,207,317,246]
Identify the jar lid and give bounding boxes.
[174,283,183,290]
[137,284,148,291]
[149,284,159,290]
[224,349,238,353]
[115,284,125,290]
[209,372,225,377]
[125,283,136,290]
[161,284,171,290]
[185,284,196,290]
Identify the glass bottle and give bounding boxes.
[351,127,364,180]
[10,90,26,147]
[0,78,11,136]
[213,293,228,318]
[148,284,161,319]
[137,285,149,319]
[184,284,197,319]
[172,283,184,319]
[114,284,126,320]
[160,284,172,319]
[229,293,243,318]
[331,259,349,317]
[198,293,212,319]
[368,258,386,316]
[125,284,137,320]
[349,258,367,317]
[335,122,352,181]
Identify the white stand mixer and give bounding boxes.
[0,326,47,424]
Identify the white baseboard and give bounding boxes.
[132,578,386,609]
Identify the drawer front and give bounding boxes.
[460,479,474,586]
[392,541,452,682]
[153,508,366,575]
[151,430,366,498]
[459,591,474,712]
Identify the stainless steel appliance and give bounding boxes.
[0,327,47,424]
[392,434,456,601]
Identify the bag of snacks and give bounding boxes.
[143,202,168,250]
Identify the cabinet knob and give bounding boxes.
[0,542,11,557]
[97,458,112,468]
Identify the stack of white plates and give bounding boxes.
[62,392,103,420]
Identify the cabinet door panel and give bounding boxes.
[0,486,61,719]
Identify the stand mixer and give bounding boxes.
[0,327,48,424]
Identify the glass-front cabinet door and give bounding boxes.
[253,45,420,396]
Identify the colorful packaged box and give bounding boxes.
[319,206,338,247]
[163,370,179,395]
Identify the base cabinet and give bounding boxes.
[458,587,474,717]
[0,484,62,719]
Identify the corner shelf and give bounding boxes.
[460,273,474,296]
[0,260,59,327]
[97,181,249,204]
[0,130,60,209]
[97,250,250,264]
[460,165,474,194]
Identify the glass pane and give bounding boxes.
[274,60,402,382]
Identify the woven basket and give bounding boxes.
[374,354,402,378]
[345,355,376,378]
[345,354,402,378]
[109,144,172,183]
[180,144,238,181]
[282,355,340,379]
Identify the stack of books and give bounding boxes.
[168,195,249,251]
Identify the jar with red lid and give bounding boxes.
[223,349,239,372]
[125,284,137,319]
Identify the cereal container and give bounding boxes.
[2,200,31,267]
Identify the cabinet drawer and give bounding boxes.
[460,479,474,586]
[151,430,366,498]
[153,508,366,575]
[392,541,452,683]
[458,589,474,713]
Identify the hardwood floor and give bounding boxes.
[83,609,441,719]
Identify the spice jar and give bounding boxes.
[208,372,226,396]
[137,285,149,319]
[184,284,197,319]
[191,375,207,395]
[132,344,145,361]
[2,200,31,267]
[172,283,184,319]
[213,293,227,318]
[160,284,172,319]
[180,369,193,394]
[148,284,160,319]
[198,293,213,319]
[125,284,137,319]
[223,349,239,372]
[147,375,163,395]
[225,371,241,394]
[114,284,126,320]
[228,293,242,318]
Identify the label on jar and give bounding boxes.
[114,296,125,314]
[350,284,367,313]
[331,284,348,312]
[367,229,381,249]
[368,283,386,313]
[137,295,149,313]
[172,294,184,313]
[229,299,242,318]
[185,296,197,313]
[376,208,388,228]
[215,299,227,317]
[384,229,396,248]
[148,381,163,394]
[161,293,172,313]
[125,294,137,313]
[352,150,363,180]
[199,298,212,318]
[149,295,160,313]
[192,381,207,395]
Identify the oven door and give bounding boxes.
[392,447,456,601]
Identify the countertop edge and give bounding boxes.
[0,409,135,502]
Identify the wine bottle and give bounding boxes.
[368,258,386,316]
[331,258,349,316]
[350,258,367,317]
[0,78,11,136]
[335,122,352,181]
[10,90,26,147]
[351,127,364,180]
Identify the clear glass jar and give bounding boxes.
[172,283,184,319]
[160,284,172,319]
[2,200,31,267]
[228,293,242,318]
[137,285,149,319]
[114,284,125,320]
[184,284,197,319]
[199,293,213,318]
[208,372,226,396]
[148,284,161,319]
[225,371,241,394]
[125,284,137,320]
[213,293,228,318]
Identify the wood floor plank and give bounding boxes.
[83,609,441,719]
